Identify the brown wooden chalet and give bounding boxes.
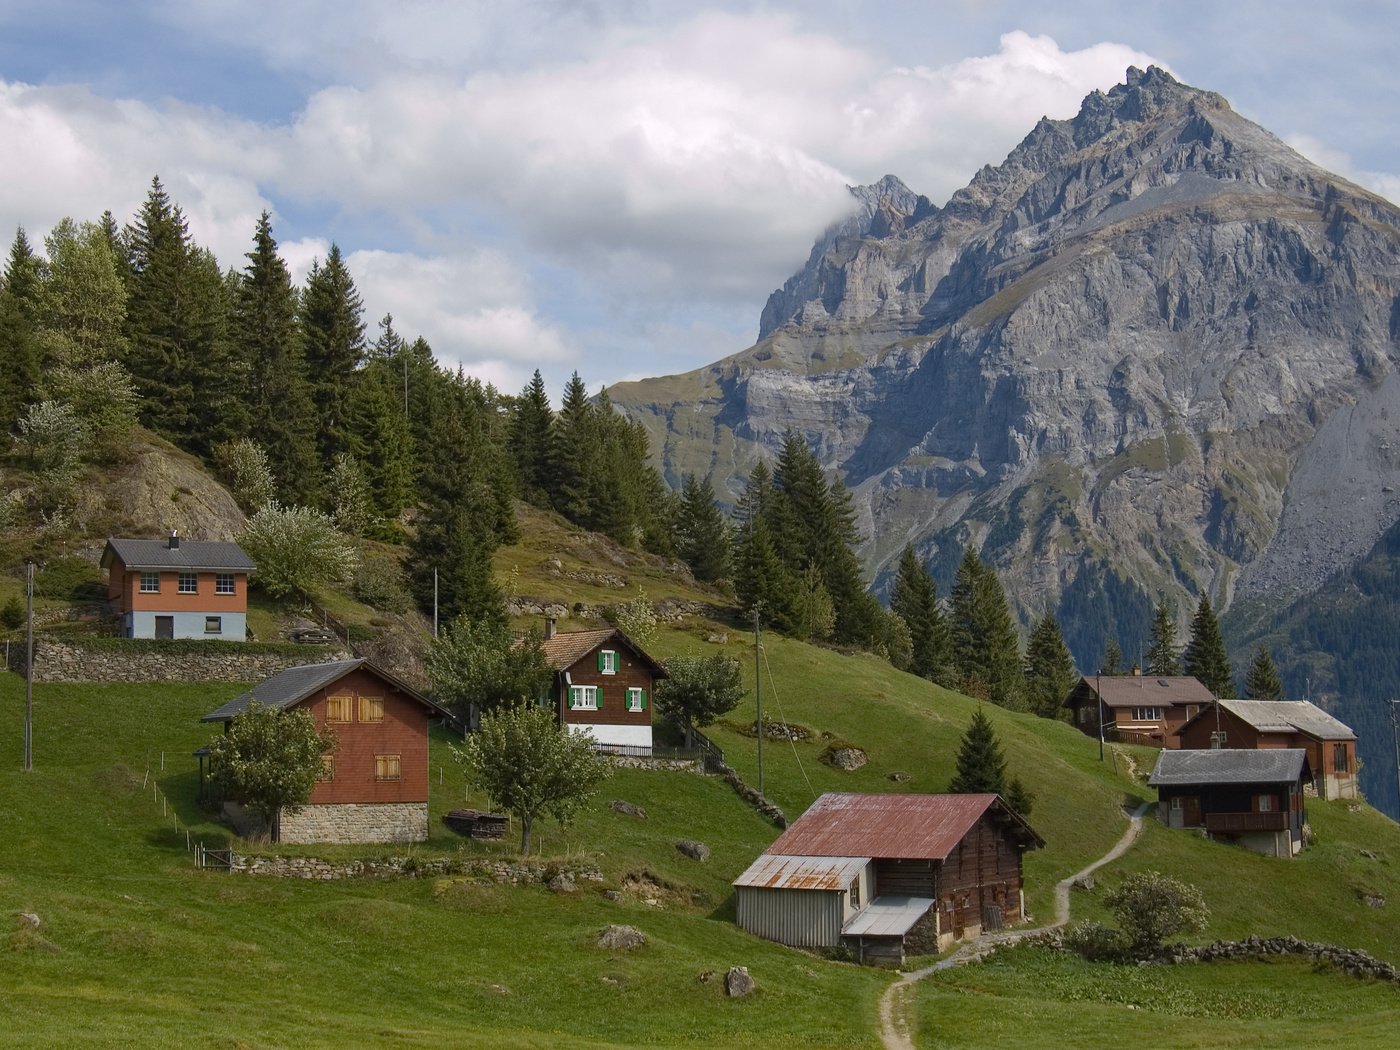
[1148,748,1309,858]
[538,621,668,755]
[201,659,451,844]
[733,792,1043,965]
[1175,699,1358,801]
[1063,673,1216,748]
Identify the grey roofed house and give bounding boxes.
[1148,747,1309,787]
[1205,699,1355,740]
[201,658,449,723]
[101,536,256,572]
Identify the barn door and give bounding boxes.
[1183,795,1202,826]
[155,616,174,640]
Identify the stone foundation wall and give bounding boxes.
[10,637,350,684]
[279,802,429,844]
[228,852,605,884]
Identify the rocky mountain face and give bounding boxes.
[612,67,1400,667]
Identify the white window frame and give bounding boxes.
[1131,706,1164,722]
[569,685,598,711]
[1258,795,1274,813]
[626,687,645,713]
[215,573,236,595]
[139,571,161,594]
[178,572,198,594]
[599,650,618,675]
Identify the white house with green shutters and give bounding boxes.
[538,622,668,754]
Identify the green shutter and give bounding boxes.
[597,651,605,672]
[566,687,575,710]
[641,689,648,711]
[596,685,603,709]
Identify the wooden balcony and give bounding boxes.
[1205,811,1287,833]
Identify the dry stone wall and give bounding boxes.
[279,802,428,844]
[9,637,351,684]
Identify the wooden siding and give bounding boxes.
[305,667,430,805]
[555,640,654,733]
[1178,710,1357,800]
[934,813,1026,937]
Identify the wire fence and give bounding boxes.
[138,751,235,870]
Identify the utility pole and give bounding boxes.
[754,605,763,797]
[1389,699,1400,821]
[1096,672,1104,762]
[23,561,33,771]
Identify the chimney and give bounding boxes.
[168,529,180,550]
[544,617,557,640]
[1131,663,1141,676]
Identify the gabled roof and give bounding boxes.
[102,536,256,573]
[1178,699,1355,741]
[201,659,448,723]
[1066,675,1216,709]
[536,627,668,679]
[1148,748,1308,787]
[763,792,1043,861]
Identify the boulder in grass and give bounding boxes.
[610,800,648,819]
[725,966,755,997]
[675,839,711,863]
[597,924,647,951]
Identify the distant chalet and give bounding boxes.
[102,531,255,641]
[1063,674,1216,749]
[536,620,668,755]
[1149,748,1310,858]
[734,792,1042,965]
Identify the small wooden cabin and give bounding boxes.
[538,623,668,754]
[1175,699,1357,800]
[202,659,450,844]
[734,792,1043,964]
[1148,748,1309,858]
[1063,674,1216,748]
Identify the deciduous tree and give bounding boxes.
[427,619,552,730]
[653,653,745,746]
[238,501,358,599]
[1104,871,1210,955]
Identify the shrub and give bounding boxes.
[1104,870,1210,955]
[238,501,357,599]
[607,589,658,646]
[352,554,412,613]
[0,596,24,629]
[1063,920,1127,962]
[34,555,103,601]
[214,438,277,513]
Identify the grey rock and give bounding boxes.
[597,924,647,951]
[724,966,756,998]
[17,912,39,928]
[675,839,711,863]
[887,771,910,783]
[548,873,576,893]
[825,746,867,771]
[610,799,648,819]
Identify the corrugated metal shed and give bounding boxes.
[765,792,1042,860]
[733,854,868,891]
[842,896,934,938]
[1149,748,1307,786]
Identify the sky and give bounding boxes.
[2,1,1397,398]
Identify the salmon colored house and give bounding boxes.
[538,621,668,754]
[202,659,451,843]
[101,532,255,641]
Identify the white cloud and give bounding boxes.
[1286,134,1400,206]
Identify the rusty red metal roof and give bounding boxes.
[765,792,1041,861]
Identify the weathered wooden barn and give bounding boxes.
[734,793,1043,964]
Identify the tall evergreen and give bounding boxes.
[948,707,1008,795]
[345,359,415,523]
[0,228,42,431]
[509,368,556,506]
[1100,638,1124,676]
[1145,600,1182,676]
[675,473,731,583]
[1244,645,1285,700]
[891,544,955,687]
[1184,594,1235,697]
[1024,613,1077,718]
[552,371,595,523]
[300,244,366,473]
[235,211,319,504]
[949,545,1024,709]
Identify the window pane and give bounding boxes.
[327,695,353,722]
[179,573,198,594]
[359,696,384,722]
[140,572,160,593]
[204,616,221,634]
[215,573,236,595]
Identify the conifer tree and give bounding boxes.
[300,244,366,473]
[1145,600,1182,676]
[1024,613,1077,718]
[949,545,1024,709]
[0,228,42,431]
[509,369,556,506]
[235,211,319,504]
[1184,594,1235,697]
[1244,645,1284,700]
[675,473,731,582]
[891,544,955,687]
[345,358,415,523]
[1101,638,1124,675]
[552,371,596,523]
[948,707,1008,795]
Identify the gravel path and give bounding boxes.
[877,801,1151,1050]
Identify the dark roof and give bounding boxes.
[763,792,1042,861]
[1148,748,1308,787]
[102,536,255,573]
[1177,699,1356,742]
[535,627,669,679]
[202,659,448,722]
[1066,675,1216,709]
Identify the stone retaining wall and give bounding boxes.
[608,755,704,773]
[9,637,351,684]
[229,852,605,885]
[1160,935,1400,982]
[280,802,429,844]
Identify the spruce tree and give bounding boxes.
[509,369,556,506]
[1145,600,1182,676]
[949,545,1024,709]
[1244,645,1285,700]
[675,473,731,582]
[1184,594,1235,697]
[552,371,596,524]
[0,228,42,431]
[300,244,366,473]
[235,211,319,504]
[948,707,1007,795]
[1024,613,1077,718]
[1101,638,1124,676]
[891,544,955,687]
[345,358,415,524]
